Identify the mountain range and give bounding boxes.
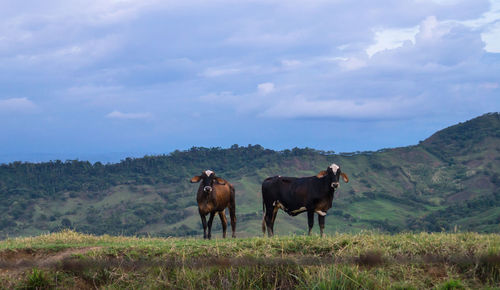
[0,113,498,238]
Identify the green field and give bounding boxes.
[1,230,499,289]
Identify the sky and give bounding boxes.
[0,0,499,163]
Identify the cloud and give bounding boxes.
[257,82,275,95]
[199,91,239,104]
[201,67,241,78]
[61,85,133,107]
[479,82,499,89]
[0,97,38,113]
[225,30,307,47]
[482,21,500,53]
[106,110,152,120]
[281,59,301,67]
[259,96,423,120]
[0,0,499,157]
[366,26,419,57]
[196,9,497,122]
[338,57,368,71]
[417,16,452,41]
[1,34,124,71]
[370,15,485,66]
[237,12,497,121]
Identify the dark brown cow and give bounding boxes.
[261,163,349,237]
[191,170,236,239]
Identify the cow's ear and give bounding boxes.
[215,177,226,185]
[341,172,349,183]
[191,176,201,183]
[316,170,328,178]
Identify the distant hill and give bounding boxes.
[0,113,499,238]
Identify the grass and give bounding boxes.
[1,230,499,289]
[2,230,498,259]
[344,199,409,222]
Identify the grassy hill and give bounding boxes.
[0,231,499,289]
[0,113,499,238]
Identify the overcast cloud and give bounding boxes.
[0,0,499,162]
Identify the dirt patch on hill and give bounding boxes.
[0,247,102,275]
[447,176,494,202]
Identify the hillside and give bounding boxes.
[0,113,499,238]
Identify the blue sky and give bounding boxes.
[1,0,499,163]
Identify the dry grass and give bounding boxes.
[0,230,499,289]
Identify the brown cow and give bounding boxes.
[190,170,236,239]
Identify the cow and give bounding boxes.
[191,170,236,239]
[261,163,349,237]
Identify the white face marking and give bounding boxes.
[204,170,214,176]
[329,163,340,174]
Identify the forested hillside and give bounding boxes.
[0,113,499,238]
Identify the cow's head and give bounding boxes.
[316,163,349,189]
[190,170,226,193]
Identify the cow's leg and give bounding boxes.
[271,206,279,225]
[229,191,237,238]
[307,211,314,235]
[270,206,279,236]
[264,207,273,237]
[318,214,325,237]
[262,207,273,237]
[200,212,208,239]
[262,214,266,236]
[218,211,228,238]
[207,212,215,240]
[264,205,277,237]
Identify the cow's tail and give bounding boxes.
[261,190,266,235]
